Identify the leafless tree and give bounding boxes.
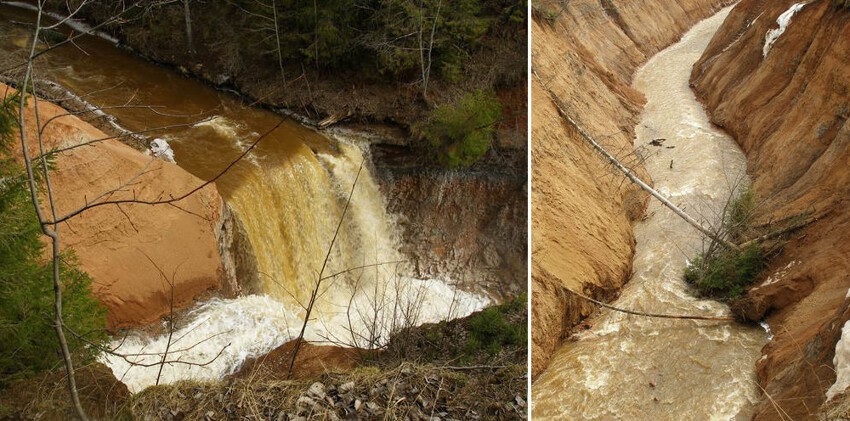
[418,0,442,101]
[229,0,287,84]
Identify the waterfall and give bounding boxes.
[102,127,489,393]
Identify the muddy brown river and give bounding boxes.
[532,7,768,420]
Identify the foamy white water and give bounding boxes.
[829,310,850,400]
[104,274,488,393]
[104,296,301,392]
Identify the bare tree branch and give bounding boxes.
[15,3,88,417]
[287,159,364,377]
[45,118,284,225]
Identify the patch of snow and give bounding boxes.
[149,138,175,163]
[763,3,807,57]
[828,317,850,400]
[755,260,800,289]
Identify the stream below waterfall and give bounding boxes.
[532,7,768,420]
[0,4,490,393]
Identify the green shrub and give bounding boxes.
[465,305,523,356]
[0,92,106,384]
[380,294,526,364]
[684,244,766,299]
[684,187,767,299]
[416,90,502,168]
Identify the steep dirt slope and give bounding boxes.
[530,0,734,378]
[5,83,225,328]
[691,1,850,419]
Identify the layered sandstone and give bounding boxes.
[5,83,224,328]
[531,0,734,378]
[691,2,850,418]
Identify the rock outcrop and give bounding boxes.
[691,2,850,418]
[530,0,734,378]
[376,166,527,302]
[6,83,225,328]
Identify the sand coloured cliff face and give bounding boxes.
[691,1,850,418]
[4,83,224,329]
[530,0,735,379]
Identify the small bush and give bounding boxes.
[684,187,767,299]
[684,244,766,299]
[415,90,502,168]
[531,0,564,24]
[465,303,524,356]
[381,294,526,364]
[725,186,756,242]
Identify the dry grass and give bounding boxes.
[0,363,130,420]
[820,391,850,420]
[129,362,526,420]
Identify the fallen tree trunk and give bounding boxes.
[533,69,741,251]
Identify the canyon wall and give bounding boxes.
[691,1,850,418]
[530,0,734,378]
[376,165,527,301]
[6,83,225,328]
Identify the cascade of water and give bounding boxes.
[102,133,489,393]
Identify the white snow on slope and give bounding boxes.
[763,2,807,57]
[828,305,850,400]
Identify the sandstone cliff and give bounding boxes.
[691,1,850,418]
[531,0,734,379]
[5,83,225,328]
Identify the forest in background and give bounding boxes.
[38,0,528,168]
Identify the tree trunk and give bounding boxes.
[533,70,741,252]
[183,0,193,50]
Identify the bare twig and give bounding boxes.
[566,287,735,322]
[287,159,364,377]
[15,5,88,417]
[45,118,284,224]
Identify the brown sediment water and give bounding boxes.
[0,5,489,392]
[531,7,768,420]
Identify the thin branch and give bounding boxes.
[15,3,88,418]
[46,119,284,224]
[566,287,735,322]
[287,159,364,377]
[738,216,815,249]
